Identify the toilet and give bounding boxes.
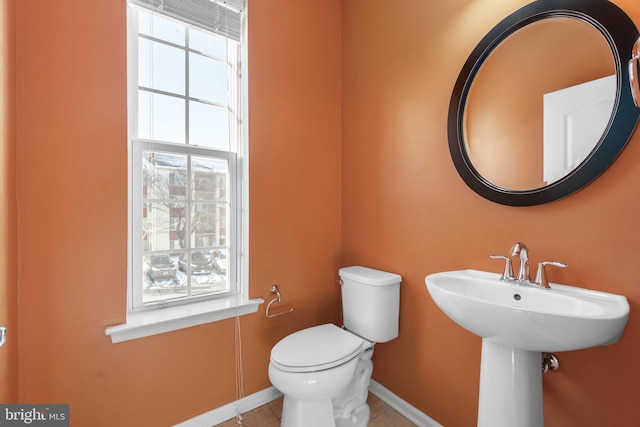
[268,266,402,427]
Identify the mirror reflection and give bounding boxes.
[463,17,615,191]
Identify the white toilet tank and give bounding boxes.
[339,266,401,343]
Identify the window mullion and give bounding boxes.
[184,28,191,298]
[134,138,232,158]
[131,141,144,309]
[185,27,190,147]
[129,7,141,310]
[228,42,239,153]
[186,155,193,297]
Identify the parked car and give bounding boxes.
[178,251,212,275]
[147,254,177,282]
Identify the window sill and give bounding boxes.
[105,296,264,343]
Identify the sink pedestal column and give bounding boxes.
[477,340,543,427]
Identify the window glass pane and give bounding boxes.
[192,156,228,201]
[143,152,187,200]
[211,249,228,280]
[138,9,186,46]
[191,203,227,248]
[189,52,228,104]
[143,252,182,304]
[177,250,229,297]
[138,38,185,95]
[191,277,230,296]
[138,91,185,143]
[189,101,229,149]
[142,202,187,251]
[189,28,227,58]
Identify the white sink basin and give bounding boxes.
[426,269,630,426]
[425,269,629,352]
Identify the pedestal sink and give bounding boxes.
[425,269,629,427]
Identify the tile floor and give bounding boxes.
[213,393,417,427]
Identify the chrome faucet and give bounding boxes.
[510,242,531,283]
[492,242,568,289]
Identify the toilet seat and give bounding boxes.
[270,324,364,373]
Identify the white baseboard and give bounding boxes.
[369,379,443,427]
[174,381,442,427]
[173,386,283,427]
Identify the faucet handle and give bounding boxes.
[490,254,514,281]
[534,261,568,289]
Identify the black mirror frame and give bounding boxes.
[448,0,640,206]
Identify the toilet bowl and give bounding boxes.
[268,266,402,427]
[269,324,369,427]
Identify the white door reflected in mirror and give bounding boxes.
[543,75,616,184]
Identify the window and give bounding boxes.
[128,0,247,311]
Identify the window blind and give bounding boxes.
[130,0,246,42]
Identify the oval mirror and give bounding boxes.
[449,0,640,206]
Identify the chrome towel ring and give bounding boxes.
[265,285,294,318]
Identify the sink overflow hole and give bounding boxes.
[513,294,522,301]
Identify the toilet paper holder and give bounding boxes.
[266,285,294,318]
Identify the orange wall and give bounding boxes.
[0,0,17,403]
[342,0,640,426]
[11,0,640,426]
[14,0,341,425]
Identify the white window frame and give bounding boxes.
[106,0,259,344]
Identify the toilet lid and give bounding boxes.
[270,324,364,373]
